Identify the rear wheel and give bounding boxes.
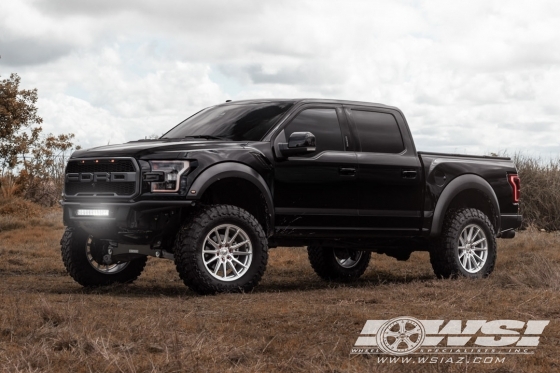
[60,228,147,287]
[307,245,371,281]
[430,208,497,278]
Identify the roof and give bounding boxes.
[219,98,398,111]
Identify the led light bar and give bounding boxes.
[76,209,110,217]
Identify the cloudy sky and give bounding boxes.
[1,0,559,157]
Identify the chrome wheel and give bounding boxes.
[333,249,364,269]
[458,224,488,273]
[202,224,253,282]
[85,236,129,274]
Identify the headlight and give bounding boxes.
[148,160,190,193]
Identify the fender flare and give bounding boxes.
[430,174,500,237]
[188,162,274,233]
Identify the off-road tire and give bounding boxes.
[430,208,497,279]
[307,245,371,282]
[174,205,268,295]
[60,228,147,287]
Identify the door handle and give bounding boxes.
[402,170,417,179]
[339,167,356,176]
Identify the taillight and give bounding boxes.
[508,174,520,203]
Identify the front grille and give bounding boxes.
[65,182,136,196]
[65,158,138,198]
[66,159,135,173]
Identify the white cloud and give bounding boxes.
[1,0,559,157]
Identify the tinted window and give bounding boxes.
[162,102,294,141]
[352,110,404,153]
[285,108,343,155]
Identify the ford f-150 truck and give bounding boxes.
[60,99,522,294]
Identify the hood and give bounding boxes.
[70,139,252,159]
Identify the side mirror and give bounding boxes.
[278,132,316,157]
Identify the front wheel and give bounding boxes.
[174,205,268,295]
[60,228,147,287]
[307,245,371,282]
[430,208,497,278]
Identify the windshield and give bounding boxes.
[162,102,295,141]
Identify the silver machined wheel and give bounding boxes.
[333,249,364,269]
[85,236,129,274]
[458,223,488,273]
[202,224,253,282]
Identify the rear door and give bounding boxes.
[273,104,359,235]
[345,105,423,236]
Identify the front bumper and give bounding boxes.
[61,199,194,241]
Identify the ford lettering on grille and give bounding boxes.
[64,158,139,197]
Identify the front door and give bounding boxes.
[273,105,359,236]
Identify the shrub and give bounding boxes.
[513,154,560,231]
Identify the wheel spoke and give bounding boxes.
[213,260,221,274]
[469,256,476,269]
[223,226,230,244]
[231,251,251,255]
[403,338,415,349]
[211,228,221,243]
[232,257,248,268]
[473,252,484,263]
[230,240,250,250]
[472,237,486,246]
[206,237,220,250]
[222,261,228,278]
[388,337,402,349]
[229,261,239,276]
[458,251,466,259]
[405,326,421,336]
[204,256,219,265]
[472,227,481,241]
[467,226,474,242]
[227,228,240,245]
[385,331,401,337]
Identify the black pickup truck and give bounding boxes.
[60,99,522,294]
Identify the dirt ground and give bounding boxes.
[0,211,559,372]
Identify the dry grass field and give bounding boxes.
[1,206,560,372]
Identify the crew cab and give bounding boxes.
[60,99,522,294]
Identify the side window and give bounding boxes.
[351,110,404,153]
[285,108,344,156]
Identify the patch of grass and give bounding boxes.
[1,217,560,372]
[0,196,62,233]
[0,215,27,232]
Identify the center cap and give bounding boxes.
[219,248,228,256]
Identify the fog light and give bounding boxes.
[76,209,110,216]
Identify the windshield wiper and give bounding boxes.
[182,135,226,140]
